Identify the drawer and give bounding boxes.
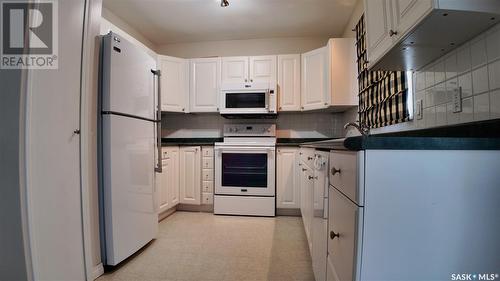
[202,181,214,193]
[202,169,213,181]
[300,147,315,168]
[202,146,214,157]
[329,150,364,205]
[328,186,363,281]
[202,192,213,205]
[202,157,214,169]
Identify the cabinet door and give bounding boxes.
[301,47,328,111]
[276,147,300,209]
[328,186,363,281]
[392,0,433,39]
[159,159,169,213]
[189,58,221,112]
[249,55,277,85]
[168,147,180,206]
[179,146,201,205]
[159,56,189,112]
[300,164,314,249]
[364,0,395,68]
[277,54,301,111]
[221,56,249,84]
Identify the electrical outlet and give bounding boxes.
[416,99,423,120]
[453,87,462,113]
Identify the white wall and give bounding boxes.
[342,0,364,38]
[156,37,329,58]
[162,112,345,139]
[100,8,157,58]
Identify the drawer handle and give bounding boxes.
[302,168,307,172]
[307,156,314,160]
[389,29,398,37]
[331,167,341,176]
[308,176,318,180]
[330,231,340,240]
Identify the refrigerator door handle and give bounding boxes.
[152,69,162,173]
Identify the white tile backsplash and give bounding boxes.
[424,107,436,128]
[460,97,474,123]
[472,66,489,95]
[456,43,472,74]
[458,72,473,98]
[162,112,344,138]
[473,92,490,121]
[444,52,457,80]
[446,102,459,125]
[486,26,500,62]
[488,59,500,90]
[491,90,500,118]
[470,34,488,68]
[435,104,447,126]
[434,60,446,84]
[396,23,500,135]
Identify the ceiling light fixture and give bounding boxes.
[221,0,229,7]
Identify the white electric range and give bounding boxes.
[214,124,276,216]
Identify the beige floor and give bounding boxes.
[97,211,314,281]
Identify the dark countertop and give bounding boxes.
[276,138,331,146]
[162,138,223,146]
[301,119,500,151]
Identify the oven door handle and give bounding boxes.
[215,146,275,152]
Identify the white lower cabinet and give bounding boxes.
[300,160,314,250]
[179,146,201,205]
[159,147,180,214]
[276,147,300,209]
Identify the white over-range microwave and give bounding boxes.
[219,82,277,116]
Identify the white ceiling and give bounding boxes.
[102,0,358,46]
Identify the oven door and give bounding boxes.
[215,146,275,196]
[220,90,271,114]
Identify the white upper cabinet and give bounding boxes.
[222,56,277,86]
[301,47,328,111]
[364,0,432,69]
[158,55,189,112]
[391,0,433,40]
[364,0,395,68]
[249,55,277,85]
[276,147,300,209]
[364,0,498,70]
[327,38,359,108]
[189,58,221,112]
[221,56,249,84]
[277,54,301,111]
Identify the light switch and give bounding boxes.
[416,99,423,120]
[453,87,462,113]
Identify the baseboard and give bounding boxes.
[177,204,213,213]
[158,207,177,222]
[91,263,104,280]
[276,208,301,216]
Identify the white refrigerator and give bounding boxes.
[100,32,162,266]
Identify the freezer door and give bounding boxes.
[102,115,158,265]
[102,32,157,120]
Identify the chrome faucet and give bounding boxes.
[344,121,370,136]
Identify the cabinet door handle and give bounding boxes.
[250,79,253,82]
[307,156,314,160]
[330,231,340,240]
[302,168,307,172]
[308,176,317,180]
[331,167,341,176]
[389,29,398,37]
